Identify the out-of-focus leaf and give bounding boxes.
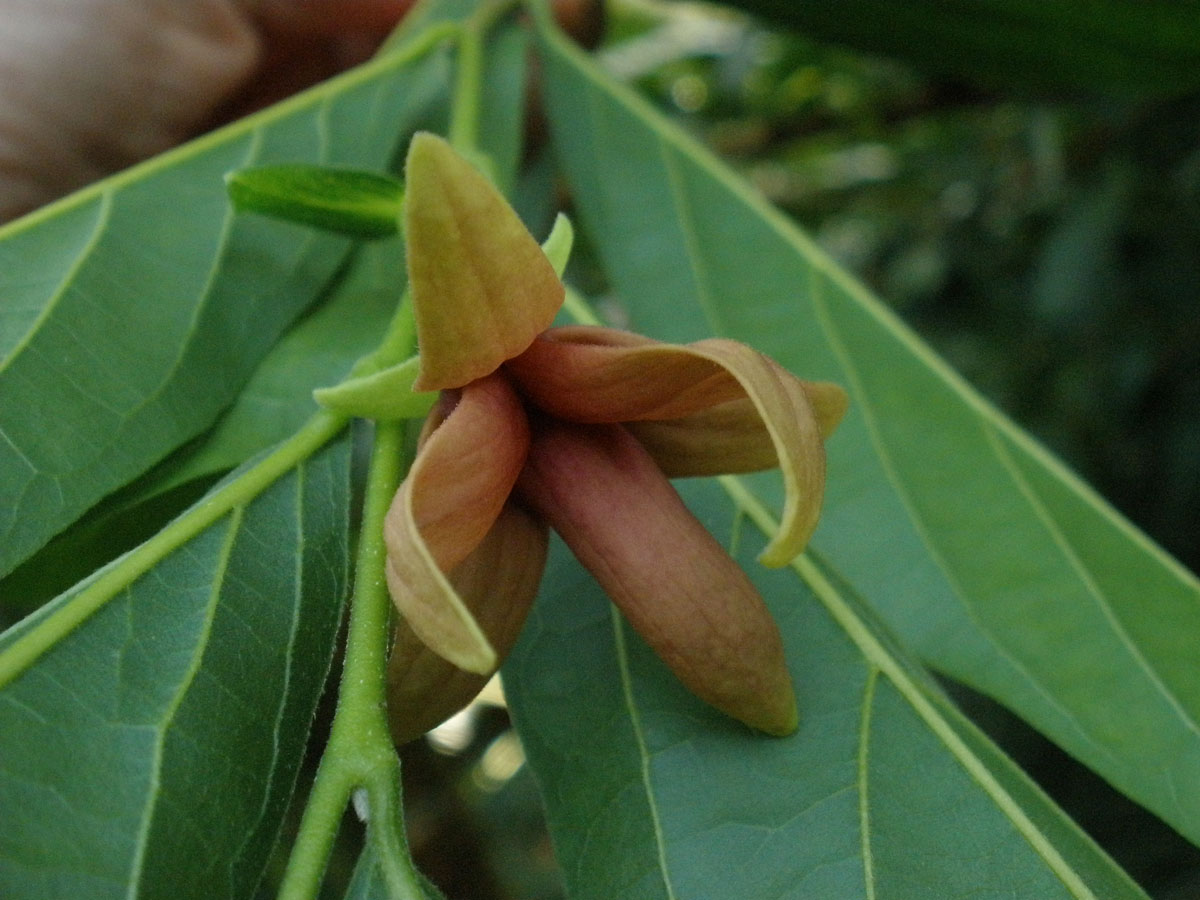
[513,6,1200,891]
[0,438,351,899]
[0,31,453,579]
[708,0,1200,98]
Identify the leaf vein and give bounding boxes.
[0,190,112,376]
[858,666,877,900]
[984,421,1200,741]
[611,605,678,900]
[124,507,241,899]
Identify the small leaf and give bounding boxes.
[541,212,575,277]
[226,164,405,238]
[314,356,436,420]
[343,845,446,900]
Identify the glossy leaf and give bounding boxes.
[227,165,404,239]
[0,31,453,579]
[0,438,351,899]
[513,5,1200,889]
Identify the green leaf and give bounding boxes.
[314,356,434,419]
[141,236,410,496]
[227,165,405,238]
[0,30,453,579]
[506,481,1147,900]
[0,236,404,620]
[521,5,1200,888]
[714,0,1200,99]
[0,437,351,899]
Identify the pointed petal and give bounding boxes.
[404,132,565,391]
[507,326,847,564]
[505,326,746,421]
[383,373,529,673]
[517,421,798,736]
[388,503,548,745]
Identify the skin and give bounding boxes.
[0,0,604,222]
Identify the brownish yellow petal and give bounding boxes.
[404,132,564,391]
[517,421,797,736]
[506,326,746,421]
[383,372,529,673]
[688,340,840,566]
[388,503,548,745]
[627,377,848,477]
[508,326,847,565]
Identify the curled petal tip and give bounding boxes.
[806,380,850,439]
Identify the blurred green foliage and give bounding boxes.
[606,1,1200,580]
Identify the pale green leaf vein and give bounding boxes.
[858,666,877,900]
[611,605,677,900]
[721,477,1100,900]
[0,190,112,376]
[228,461,306,892]
[657,143,725,337]
[804,264,1111,764]
[543,14,1199,601]
[983,420,1200,742]
[125,506,242,900]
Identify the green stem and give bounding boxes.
[0,14,468,690]
[0,410,348,691]
[278,422,418,900]
[448,0,520,154]
[282,6,521,895]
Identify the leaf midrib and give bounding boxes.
[611,606,678,900]
[721,476,1101,900]
[125,506,242,899]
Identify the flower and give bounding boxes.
[384,133,848,742]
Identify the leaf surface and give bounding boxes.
[507,482,1146,900]
[0,34,452,579]
[0,438,351,899]
[509,7,1200,892]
